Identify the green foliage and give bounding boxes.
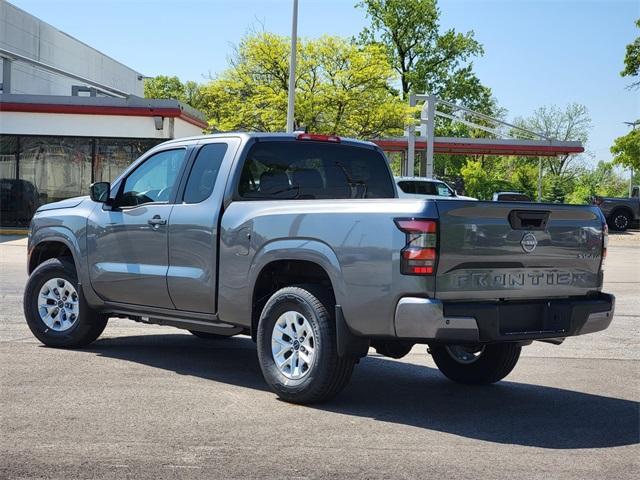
[200,33,411,137]
[460,158,511,200]
[513,164,538,199]
[621,19,640,89]
[460,155,628,204]
[565,162,629,204]
[356,0,495,115]
[611,127,640,171]
[144,75,205,111]
[543,174,569,203]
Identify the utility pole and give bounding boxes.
[538,157,543,202]
[286,0,299,133]
[407,94,416,176]
[424,94,436,179]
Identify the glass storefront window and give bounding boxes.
[19,136,92,205]
[0,136,18,180]
[0,135,164,227]
[0,136,22,226]
[95,138,162,183]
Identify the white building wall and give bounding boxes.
[0,111,204,139]
[1,1,144,96]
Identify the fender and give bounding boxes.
[249,237,347,305]
[28,225,105,308]
[217,237,347,328]
[29,226,81,274]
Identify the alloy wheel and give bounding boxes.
[271,311,316,379]
[38,278,80,332]
[445,344,486,364]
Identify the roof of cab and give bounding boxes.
[160,132,378,149]
[394,176,445,182]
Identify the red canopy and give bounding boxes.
[373,136,584,157]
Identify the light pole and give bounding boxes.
[623,121,638,197]
[286,0,299,133]
[538,156,543,202]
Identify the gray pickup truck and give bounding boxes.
[593,186,639,231]
[24,133,615,404]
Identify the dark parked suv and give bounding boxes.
[0,179,41,227]
[593,186,639,231]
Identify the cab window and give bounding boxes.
[183,144,228,204]
[117,149,187,207]
[238,141,394,200]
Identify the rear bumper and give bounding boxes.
[394,293,615,343]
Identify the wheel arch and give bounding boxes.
[609,205,634,219]
[248,241,346,340]
[29,235,79,275]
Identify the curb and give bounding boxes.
[0,229,29,235]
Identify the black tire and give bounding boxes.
[23,258,107,348]
[608,210,632,232]
[256,285,356,404]
[189,330,239,340]
[430,343,521,385]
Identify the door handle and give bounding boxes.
[148,215,167,227]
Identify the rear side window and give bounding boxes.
[397,181,417,194]
[238,141,394,200]
[398,180,454,197]
[183,143,228,203]
[498,194,530,202]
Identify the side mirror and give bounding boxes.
[632,186,639,198]
[90,182,110,203]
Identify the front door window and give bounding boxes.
[117,149,187,207]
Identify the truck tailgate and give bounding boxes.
[434,201,605,301]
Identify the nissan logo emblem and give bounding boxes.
[521,232,538,253]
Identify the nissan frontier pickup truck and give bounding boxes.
[24,133,615,404]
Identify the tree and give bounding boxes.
[459,158,512,200]
[621,19,640,89]
[459,103,591,202]
[513,103,591,179]
[144,75,205,111]
[611,127,640,171]
[200,33,411,137]
[566,162,628,204]
[356,0,495,114]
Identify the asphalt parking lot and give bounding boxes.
[1,232,638,479]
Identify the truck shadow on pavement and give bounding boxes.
[84,333,639,450]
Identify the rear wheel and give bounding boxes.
[23,258,107,348]
[256,286,355,404]
[429,343,521,384]
[608,210,632,231]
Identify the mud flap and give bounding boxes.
[335,305,369,358]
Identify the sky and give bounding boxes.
[9,0,640,163]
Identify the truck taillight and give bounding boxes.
[395,219,438,275]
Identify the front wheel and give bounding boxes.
[429,343,521,385]
[256,286,355,404]
[23,258,107,348]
